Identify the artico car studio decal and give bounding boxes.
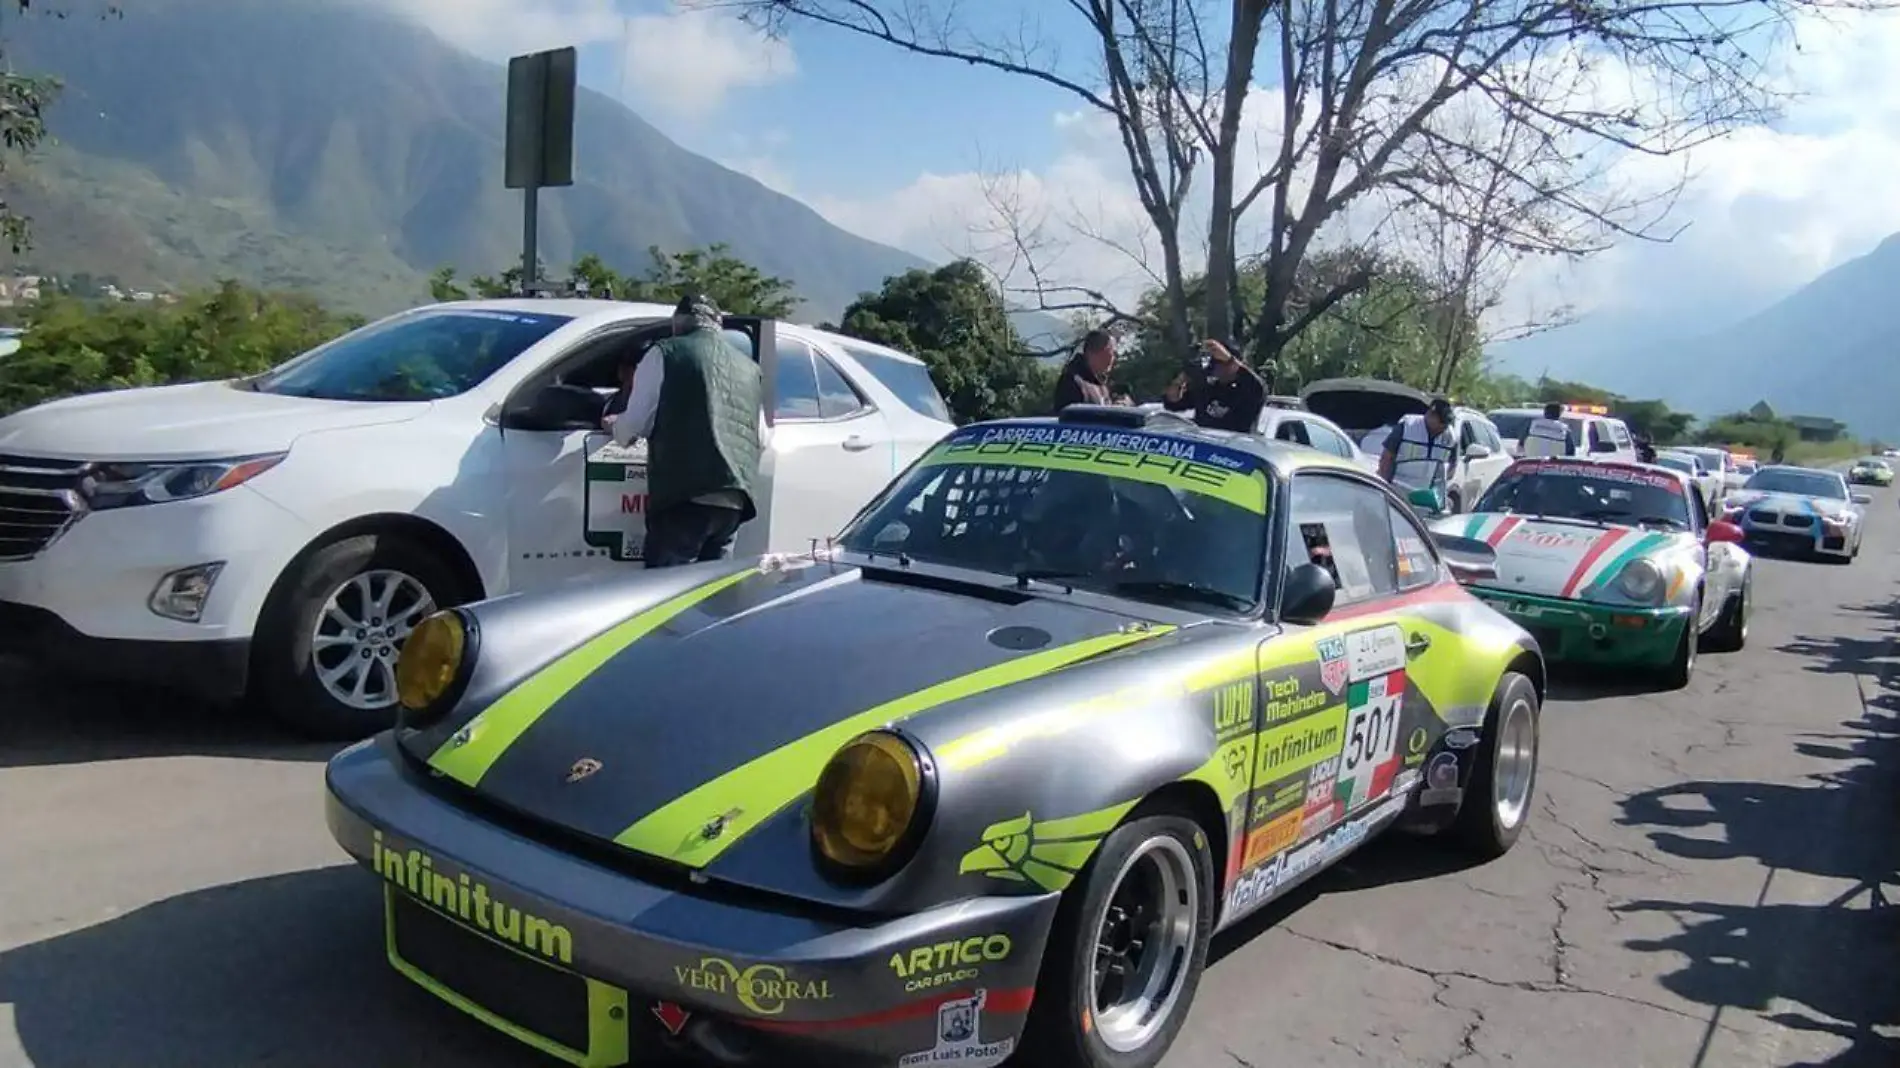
[919,422,1271,514]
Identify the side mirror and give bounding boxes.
[1407,486,1447,516]
[1464,443,1493,460]
[1706,520,1746,545]
[1851,492,1872,505]
[1432,534,1499,583]
[506,383,608,432]
[1280,562,1337,625]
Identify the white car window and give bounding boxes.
[1274,418,1313,447]
[836,343,952,423]
[1306,420,1355,459]
[814,355,870,420]
[774,339,823,420]
[1608,421,1632,448]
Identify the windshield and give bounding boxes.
[253,309,572,401]
[1655,455,1697,475]
[838,423,1272,614]
[1475,462,1691,529]
[1681,448,1728,469]
[1855,457,1889,468]
[1488,412,1533,440]
[1744,468,1846,499]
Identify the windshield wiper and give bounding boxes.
[1014,568,1086,591]
[1110,579,1254,612]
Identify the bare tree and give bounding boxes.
[711,0,1892,374]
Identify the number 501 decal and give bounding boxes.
[1337,670,1405,809]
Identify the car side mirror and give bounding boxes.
[1706,520,1746,545]
[1407,486,1446,516]
[507,383,608,432]
[1280,562,1337,625]
[1851,492,1872,505]
[1432,534,1499,583]
[1464,443,1492,460]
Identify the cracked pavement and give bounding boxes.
[3,491,1898,1068]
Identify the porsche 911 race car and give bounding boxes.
[325,405,1549,1068]
[1433,458,1752,688]
[1723,464,1868,562]
[1847,456,1894,486]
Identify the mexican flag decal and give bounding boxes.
[1335,669,1405,810]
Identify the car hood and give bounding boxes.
[404,561,1182,869]
[1434,513,1686,601]
[0,380,430,461]
[1299,378,1430,436]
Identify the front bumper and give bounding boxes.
[0,600,251,702]
[1468,589,1686,666]
[326,735,1058,1068]
[1737,522,1852,558]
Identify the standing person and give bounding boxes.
[1520,402,1576,458]
[602,348,639,422]
[1379,397,1460,495]
[606,293,764,569]
[1162,339,1266,432]
[1051,330,1116,412]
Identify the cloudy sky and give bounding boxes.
[377,0,1900,334]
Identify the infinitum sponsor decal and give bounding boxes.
[373,831,573,965]
[1254,703,1347,782]
[898,989,1015,1067]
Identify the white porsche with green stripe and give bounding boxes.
[325,406,1549,1068]
[1431,457,1754,689]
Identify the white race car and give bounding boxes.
[1723,464,1869,562]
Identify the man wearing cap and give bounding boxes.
[1162,339,1266,432]
[1379,397,1460,496]
[607,293,765,568]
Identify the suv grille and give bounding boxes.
[0,454,86,562]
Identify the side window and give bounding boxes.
[813,355,870,419]
[1687,482,1710,531]
[1608,421,1632,448]
[1306,421,1353,459]
[1287,475,1400,607]
[1274,418,1312,447]
[775,339,822,420]
[1479,420,1505,452]
[1587,422,1606,451]
[1459,417,1483,449]
[1388,502,1439,591]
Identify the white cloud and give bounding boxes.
[816,9,1900,332]
[371,0,795,118]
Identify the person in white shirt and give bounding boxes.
[1520,402,1576,458]
[1378,397,1460,495]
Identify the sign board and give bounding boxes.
[505,47,577,189]
[583,435,649,562]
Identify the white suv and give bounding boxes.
[1488,405,1640,464]
[0,299,955,736]
[1299,379,1512,512]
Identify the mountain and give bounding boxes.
[1491,234,1900,438]
[0,0,931,319]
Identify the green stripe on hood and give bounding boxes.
[611,624,1177,868]
[428,567,761,787]
[1582,531,1669,595]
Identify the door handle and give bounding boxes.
[842,435,874,452]
[1405,632,1431,658]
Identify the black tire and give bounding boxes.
[253,532,473,740]
[1703,578,1750,653]
[1655,599,1698,690]
[1446,489,1464,516]
[1019,804,1216,1068]
[1450,671,1540,858]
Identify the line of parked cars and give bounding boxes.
[0,311,1876,1068]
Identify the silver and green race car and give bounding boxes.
[1847,456,1894,487]
[324,405,1548,1068]
[1431,457,1753,688]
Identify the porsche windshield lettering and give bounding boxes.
[939,438,1236,491]
[373,832,573,965]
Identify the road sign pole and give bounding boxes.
[521,185,539,292]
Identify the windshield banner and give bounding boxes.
[1513,461,1680,492]
[921,423,1270,514]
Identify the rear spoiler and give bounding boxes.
[1432,533,1498,584]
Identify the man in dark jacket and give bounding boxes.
[1163,339,1266,432]
[606,293,764,568]
[1051,330,1116,412]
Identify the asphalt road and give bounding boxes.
[3,494,1897,1068]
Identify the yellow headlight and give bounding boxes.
[396,611,466,713]
[811,732,924,869]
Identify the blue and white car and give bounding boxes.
[1722,465,1869,562]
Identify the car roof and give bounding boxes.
[981,408,1365,475]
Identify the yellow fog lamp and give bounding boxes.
[811,730,935,878]
[395,610,470,725]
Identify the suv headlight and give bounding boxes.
[82,453,286,510]
[811,730,935,879]
[1614,558,1667,603]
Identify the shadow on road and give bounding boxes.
[0,657,337,769]
[1613,600,1900,1066]
[0,866,553,1068]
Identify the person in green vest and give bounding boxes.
[607,293,765,568]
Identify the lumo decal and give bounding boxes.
[672,957,833,1016]
[960,804,1136,891]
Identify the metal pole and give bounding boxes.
[521,185,540,293]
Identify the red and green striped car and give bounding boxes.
[1428,458,1754,688]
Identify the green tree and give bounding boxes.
[834,259,1053,424]
[0,281,361,416]
[1615,399,1695,445]
[432,245,801,319]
